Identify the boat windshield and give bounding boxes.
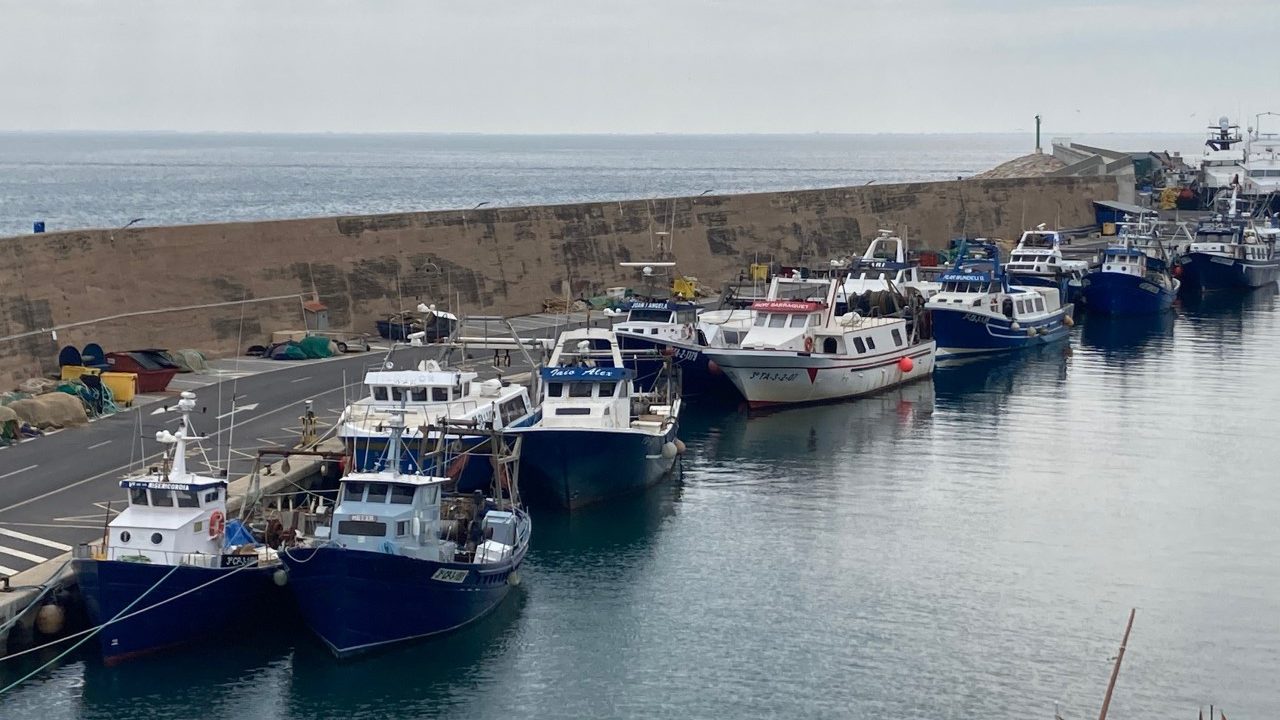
[627,309,673,322]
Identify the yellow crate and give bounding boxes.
[60,365,100,381]
[749,263,769,281]
[100,372,137,406]
[1102,222,1117,236]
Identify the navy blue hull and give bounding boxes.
[930,307,1071,357]
[74,558,282,665]
[1081,272,1176,315]
[617,334,741,402]
[279,546,521,658]
[1180,253,1280,291]
[513,427,679,510]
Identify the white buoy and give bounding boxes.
[35,604,66,636]
[507,571,521,586]
[273,569,289,587]
[661,442,677,459]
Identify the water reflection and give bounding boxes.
[933,343,1072,403]
[1078,311,1176,360]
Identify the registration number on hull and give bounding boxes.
[432,568,469,583]
[748,371,799,382]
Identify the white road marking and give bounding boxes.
[88,440,113,450]
[290,376,312,383]
[0,564,19,576]
[0,464,37,480]
[0,544,48,563]
[0,527,73,551]
[216,402,259,419]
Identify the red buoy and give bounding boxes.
[897,356,914,373]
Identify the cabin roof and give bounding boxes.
[341,471,451,487]
[364,370,476,387]
[119,476,227,491]
[112,506,206,530]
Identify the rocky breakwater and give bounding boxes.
[0,175,1114,387]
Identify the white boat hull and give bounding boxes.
[705,342,936,409]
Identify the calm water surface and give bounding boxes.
[3,291,1278,719]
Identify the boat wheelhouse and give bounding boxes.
[1178,187,1280,291]
[841,229,941,300]
[338,359,536,488]
[1003,225,1089,305]
[1081,240,1180,315]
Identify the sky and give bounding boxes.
[1,0,1278,134]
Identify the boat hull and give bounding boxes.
[929,306,1072,357]
[1179,252,1280,290]
[704,343,935,409]
[279,545,523,658]
[74,557,282,665]
[1005,273,1084,306]
[510,426,680,510]
[616,333,742,402]
[1081,272,1177,315]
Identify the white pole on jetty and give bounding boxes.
[1097,608,1136,720]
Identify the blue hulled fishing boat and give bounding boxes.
[280,414,530,658]
[925,241,1073,358]
[73,392,283,664]
[1178,190,1279,291]
[506,328,683,509]
[1081,234,1180,315]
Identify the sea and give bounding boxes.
[4,132,1278,720]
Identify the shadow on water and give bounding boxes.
[1078,311,1176,360]
[933,343,1071,405]
[679,382,935,470]
[528,476,679,565]
[1180,284,1277,319]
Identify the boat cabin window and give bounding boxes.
[568,382,594,398]
[547,382,563,398]
[823,337,838,353]
[767,313,787,328]
[754,315,767,327]
[374,387,388,401]
[891,328,903,346]
[598,381,617,397]
[151,489,175,507]
[366,483,389,503]
[722,331,742,346]
[1048,257,1057,265]
[1034,297,1045,312]
[1016,300,1026,314]
[130,487,149,506]
[628,308,674,322]
[853,337,867,353]
[337,520,386,537]
[866,336,876,350]
[411,388,429,402]
[391,387,405,402]
[204,490,220,503]
[176,490,201,508]
[499,397,529,425]
[390,485,416,504]
[789,314,808,328]
[343,482,366,502]
[675,310,697,324]
[396,520,409,537]
[432,387,448,402]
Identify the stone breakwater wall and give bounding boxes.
[0,175,1114,387]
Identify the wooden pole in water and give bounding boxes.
[1097,608,1136,720]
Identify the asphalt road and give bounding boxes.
[0,310,597,576]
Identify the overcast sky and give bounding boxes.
[2,0,1277,134]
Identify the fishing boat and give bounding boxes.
[926,240,1073,358]
[841,229,941,300]
[702,276,935,409]
[613,299,753,400]
[1081,238,1180,315]
[338,359,537,491]
[1177,187,1279,291]
[1003,224,1089,305]
[280,417,530,658]
[505,327,683,509]
[73,391,283,664]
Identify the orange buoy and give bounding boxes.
[897,356,914,373]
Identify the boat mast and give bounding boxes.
[1097,608,1136,720]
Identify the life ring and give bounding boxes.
[208,510,226,538]
[803,336,814,353]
